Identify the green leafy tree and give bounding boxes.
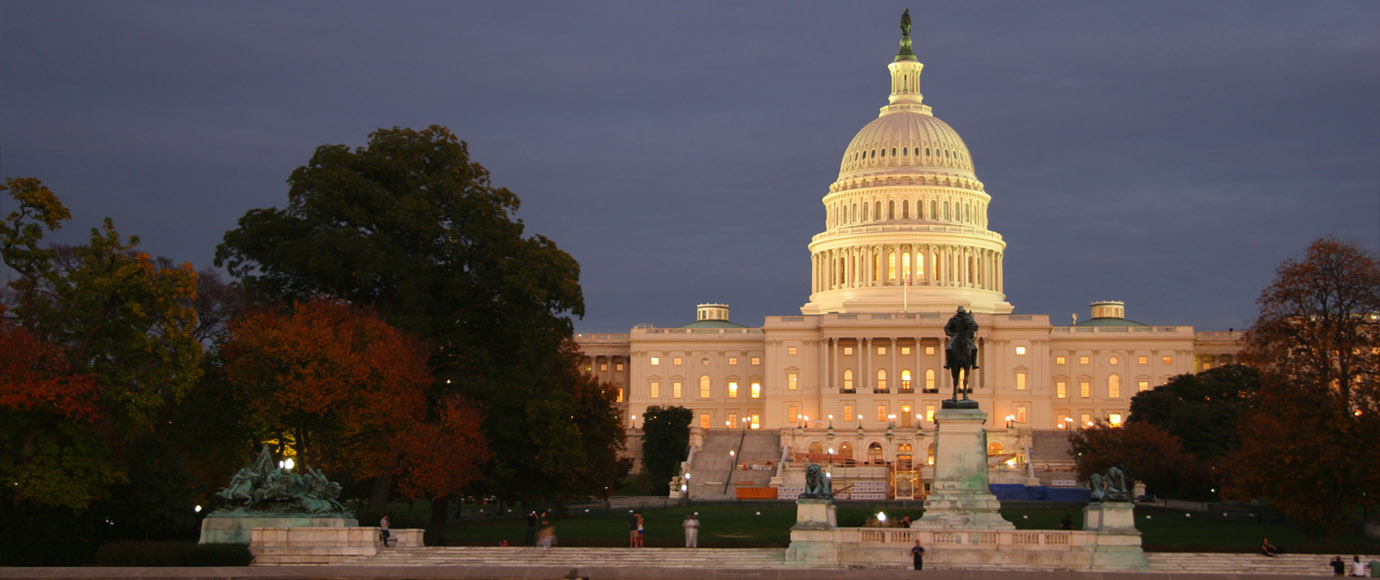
[215,126,607,507]
[640,405,693,496]
[1228,237,1380,540]
[1067,421,1212,500]
[1128,364,1260,460]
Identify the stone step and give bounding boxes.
[354,547,789,568]
[1145,552,1359,575]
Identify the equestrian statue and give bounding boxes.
[943,306,980,407]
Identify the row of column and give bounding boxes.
[812,244,1003,294]
[815,335,983,394]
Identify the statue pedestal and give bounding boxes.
[1083,501,1135,531]
[200,514,358,545]
[1083,502,1148,571]
[916,407,1013,530]
[787,499,839,565]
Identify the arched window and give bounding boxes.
[1108,375,1121,398]
[988,442,1004,455]
[901,369,913,392]
[916,254,925,278]
[862,203,868,221]
[839,442,854,458]
[887,252,897,281]
[843,369,854,392]
[699,375,711,398]
[925,369,936,392]
[868,442,884,464]
[930,200,937,219]
[751,381,761,399]
[927,443,936,465]
[875,369,888,392]
[902,253,911,280]
[943,201,950,221]
[873,253,881,281]
[903,201,909,218]
[888,200,895,219]
[875,201,881,221]
[808,441,824,454]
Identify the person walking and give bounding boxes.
[629,512,640,547]
[910,540,926,570]
[379,515,392,547]
[683,513,700,548]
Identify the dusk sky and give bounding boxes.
[3,1,1377,334]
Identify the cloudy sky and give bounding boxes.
[3,1,1377,334]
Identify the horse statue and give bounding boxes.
[944,306,979,404]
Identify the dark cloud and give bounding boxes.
[3,1,1376,334]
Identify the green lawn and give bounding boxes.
[382,501,1379,553]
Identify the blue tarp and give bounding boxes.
[989,484,1090,502]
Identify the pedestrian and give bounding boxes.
[1353,556,1367,577]
[629,511,640,547]
[636,512,645,547]
[683,513,700,548]
[379,515,392,546]
[1333,556,1347,576]
[910,540,926,571]
[1260,537,1278,557]
[1060,514,1074,530]
[536,525,556,549]
[526,511,538,546]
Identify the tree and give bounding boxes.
[640,405,693,496]
[1128,364,1260,460]
[215,126,611,507]
[1228,237,1380,540]
[220,299,431,479]
[1067,421,1212,500]
[395,395,491,544]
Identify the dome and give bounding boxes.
[837,112,975,181]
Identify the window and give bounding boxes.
[728,381,739,398]
[901,405,913,427]
[1108,413,1123,427]
[700,414,710,429]
[868,442,884,463]
[727,413,738,428]
[600,363,608,371]
[751,357,761,365]
[988,442,1003,455]
[1056,356,1066,365]
[877,405,888,422]
[901,346,911,355]
[877,346,887,356]
[751,382,761,399]
[1079,381,1091,398]
[839,442,854,458]
[788,372,799,391]
[1081,413,1091,426]
[875,369,888,392]
[616,388,623,402]
[650,381,660,398]
[1162,356,1173,365]
[788,406,799,423]
[1108,375,1121,398]
[650,357,660,366]
[699,376,710,398]
[924,369,936,392]
[1138,356,1148,365]
[1079,356,1089,365]
[674,357,683,366]
[809,441,823,454]
[728,357,738,366]
[751,414,760,429]
[1056,381,1067,399]
[1016,346,1026,355]
[925,405,935,422]
[1016,372,1027,391]
[925,346,935,355]
[843,369,855,392]
[788,346,798,356]
[673,381,683,398]
[843,346,854,355]
[584,364,592,372]
[901,369,913,392]
[843,404,854,421]
[1058,414,1069,429]
[1137,380,1149,392]
[1016,406,1027,423]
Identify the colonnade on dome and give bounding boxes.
[810,243,1003,295]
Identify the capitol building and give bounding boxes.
[577,17,1240,499]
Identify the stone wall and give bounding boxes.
[249,526,423,565]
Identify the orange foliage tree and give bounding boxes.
[395,395,491,542]
[220,299,430,481]
[1067,420,1212,500]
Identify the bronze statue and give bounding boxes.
[210,445,352,517]
[943,306,979,403]
[801,464,832,500]
[1088,466,1132,503]
[901,9,911,37]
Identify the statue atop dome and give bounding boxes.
[896,9,916,61]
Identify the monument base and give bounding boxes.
[1084,502,1148,571]
[199,515,358,545]
[917,407,1014,530]
[787,498,839,565]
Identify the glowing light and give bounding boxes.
[194,505,202,513]
[876,511,888,523]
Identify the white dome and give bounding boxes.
[838,112,975,181]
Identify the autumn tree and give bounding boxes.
[1067,421,1212,500]
[220,299,431,480]
[395,395,491,544]
[1128,364,1260,461]
[640,405,693,496]
[1228,237,1380,540]
[215,126,611,507]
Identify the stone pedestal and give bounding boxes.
[1083,502,1148,571]
[916,407,1013,530]
[786,499,839,565]
[200,515,358,545]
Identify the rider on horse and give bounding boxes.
[943,306,978,370]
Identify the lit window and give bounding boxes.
[674,357,683,366]
[876,370,888,392]
[1016,372,1027,391]
[751,357,760,365]
[650,381,660,398]
[988,442,1003,455]
[877,346,887,355]
[751,382,761,398]
[788,406,799,423]
[600,363,608,371]
[1057,414,1069,429]
[727,413,737,427]
[843,370,855,392]
[1079,381,1091,398]
[729,357,738,366]
[728,381,739,398]
[901,369,913,392]
[1138,356,1148,365]
[1137,380,1149,392]
[616,388,623,402]
[584,364,592,372]
[844,347,854,355]
[616,363,624,371]
[1081,413,1091,426]
[1016,406,1027,423]
[925,405,935,422]
[673,381,683,398]
[1108,414,1122,427]
[1056,356,1066,365]
[751,414,760,429]
[650,357,660,366]
[1108,375,1121,398]
[788,346,798,356]
[1162,356,1173,365]
[699,376,711,398]
[877,405,888,422]
[1079,356,1089,365]
[901,405,913,427]
[925,369,936,392]
[700,414,710,429]
[901,346,911,355]
[843,405,854,421]
[1056,381,1067,399]
[926,346,935,355]
[788,372,799,391]
[1016,346,1026,355]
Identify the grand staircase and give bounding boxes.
[686,430,782,500]
[1145,552,1350,576]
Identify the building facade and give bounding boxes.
[577,20,1240,480]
